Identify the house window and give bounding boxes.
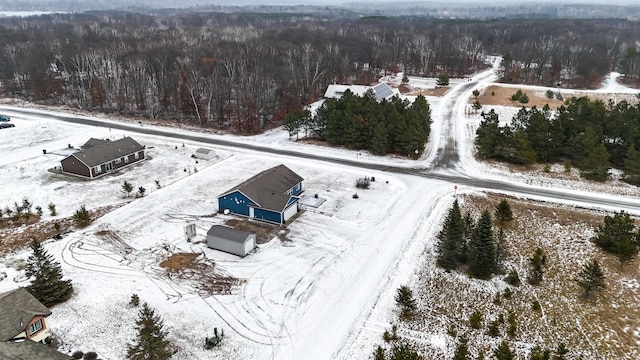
[124,156,129,163]
[28,319,43,336]
[115,159,121,164]
[134,152,139,160]
[94,166,102,173]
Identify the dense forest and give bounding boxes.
[475,97,640,182]
[0,11,640,133]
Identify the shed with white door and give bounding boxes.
[206,225,256,257]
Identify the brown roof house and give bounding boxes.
[60,137,145,179]
[0,339,71,360]
[0,288,53,343]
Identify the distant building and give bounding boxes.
[60,137,145,179]
[323,83,397,102]
[218,164,304,225]
[194,148,216,160]
[206,225,256,257]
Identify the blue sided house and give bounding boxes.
[218,164,304,225]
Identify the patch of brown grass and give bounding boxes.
[160,253,199,270]
[410,87,450,97]
[476,85,565,108]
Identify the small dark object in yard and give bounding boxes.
[371,176,375,182]
[175,145,178,149]
[205,327,224,349]
[314,193,318,198]
[42,149,47,154]
[352,193,359,199]
[195,160,199,164]
[191,154,196,158]
[386,180,389,184]
[184,168,187,172]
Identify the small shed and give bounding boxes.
[195,148,216,160]
[206,225,256,257]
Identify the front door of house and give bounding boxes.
[105,162,113,172]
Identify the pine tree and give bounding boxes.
[127,303,175,360]
[73,205,91,227]
[468,210,496,279]
[592,211,639,268]
[395,286,417,320]
[494,199,514,226]
[389,342,424,360]
[527,248,546,285]
[529,346,551,360]
[575,259,605,299]
[373,345,385,360]
[623,143,640,185]
[26,239,73,307]
[452,337,469,360]
[437,199,465,271]
[579,143,610,181]
[122,181,134,197]
[494,340,515,360]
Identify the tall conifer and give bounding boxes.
[26,239,73,307]
[468,210,496,279]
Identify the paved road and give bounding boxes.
[3,88,640,215]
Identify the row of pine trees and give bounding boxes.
[476,97,640,183]
[285,90,432,156]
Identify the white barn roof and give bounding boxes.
[323,83,397,102]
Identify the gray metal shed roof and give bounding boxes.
[220,165,303,212]
[0,288,51,341]
[196,148,214,154]
[68,137,144,167]
[0,340,72,360]
[207,225,253,244]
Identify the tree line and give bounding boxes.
[285,91,431,155]
[476,97,640,183]
[1,12,639,133]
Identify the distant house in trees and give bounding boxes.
[206,225,256,257]
[323,83,397,102]
[0,288,53,343]
[218,164,304,225]
[60,137,145,179]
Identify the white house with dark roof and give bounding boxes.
[0,288,52,344]
[323,82,397,102]
[206,225,256,257]
[217,164,304,225]
[60,137,145,179]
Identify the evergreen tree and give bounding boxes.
[395,286,417,320]
[575,259,605,299]
[529,346,551,360]
[127,303,175,360]
[579,143,610,182]
[527,248,546,285]
[26,239,73,307]
[452,337,469,360]
[494,199,514,226]
[624,143,640,185]
[592,211,638,265]
[468,210,496,279]
[493,340,515,360]
[553,343,569,360]
[475,110,502,159]
[373,345,386,360]
[122,181,134,197]
[389,342,424,360]
[371,122,390,155]
[73,205,91,227]
[437,199,465,271]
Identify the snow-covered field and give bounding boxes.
[0,60,639,359]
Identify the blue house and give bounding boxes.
[218,165,304,225]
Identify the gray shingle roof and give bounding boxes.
[207,225,253,243]
[0,288,51,341]
[0,340,71,360]
[69,137,144,167]
[220,165,303,212]
[372,83,394,101]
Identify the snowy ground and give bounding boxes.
[0,59,639,359]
